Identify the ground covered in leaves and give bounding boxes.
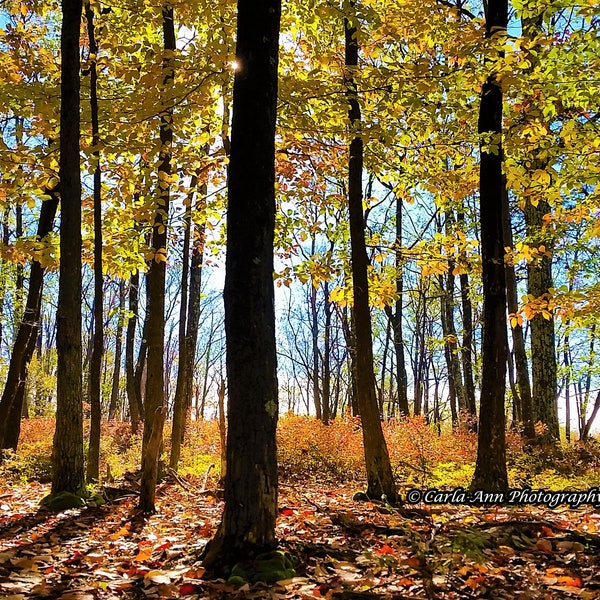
[0,475,599,600]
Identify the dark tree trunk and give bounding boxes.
[109,279,126,420]
[125,270,141,430]
[0,208,9,353]
[52,0,85,495]
[344,7,396,503]
[456,210,477,422]
[310,283,322,421]
[170,177,207,470]
[470,0,509,493]
[85,0,103,482]
[524,199,559,443]
[340,307,359,416]
[15,204,24,325]
[202,0,281,571]
[383,188,409,416]
[139,5,175,513]
[170,177,192,469]
[0,191,59,452]
[439,269,466,419]
[502,183,534,440]
[322,279,332,423]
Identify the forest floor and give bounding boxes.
[0,474,599,600]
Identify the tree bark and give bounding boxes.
[170,177,207,470]
[109,279,126,420]
[524,199,559,443]
[0,190,59,452]
[52,0,85,495]
[139,5,175,513]
[502,183,534,440]
[470,0,509,493]
[201,0,281,571]
[85,0,103,483]
[383,188,409,416]
[125,270,141,430]
[456,210,477,422]
[344,6,396,503]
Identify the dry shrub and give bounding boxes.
[384,416,477,487]
[277,412,365,480]
[178,420,221,480]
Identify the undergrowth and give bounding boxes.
[2,415,599,492]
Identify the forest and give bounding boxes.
[1,0,600,597]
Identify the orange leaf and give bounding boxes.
[110,526,129,541]
[135,546,154,562]
[465,575,485,589]
[557,576,582,588]
[375,544,396,555]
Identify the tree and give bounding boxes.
[108,278,126,420]
[170,174,207,470]
[470,0,509,493]
[139,4,176,514]
[201,0,281,571]
[85,0,103,483]
[0,189,59,453]
[52,0,85,495]
[344,2,397,503]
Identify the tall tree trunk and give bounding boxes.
[15,202,24,328]
[502,183,534,440]
[344,6,396,503]
[170,175,193,469]
[170,178,207,469]
[520,14,559,446]
[202,0,281,571]
[0,208,9,353]
[310,283,322,421]
[0,191,59,452]
[322,279,332,423]
[470,0,509,493]
[139,4,175,513]
[383,188,409,416]
[109,279,126,420]
[52,0,85,495]
[85,0,103,482]
[456,209,477,422]
[524,199,559,443]
[125,270,141,430]
[438,267,466,421]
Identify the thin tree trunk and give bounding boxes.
[524,198,558,443]
[344,6,396,502]
[310,283,322,421]
[470,0,509,493]
[502,182,534,439]
[125,270,141,430]
[139,5,175,513]
[109,279,126,420]
[383,188,410,416]
[456,210,477,422]
[52,0,85,495]
[0,208,9,352]
[170,178,207,469]
[85,0,103,482]
[218,378,227,481]
[170,175,193,469]
[0,191,59,452]
[322,279,332,423]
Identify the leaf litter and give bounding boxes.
[0,477,598,599]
